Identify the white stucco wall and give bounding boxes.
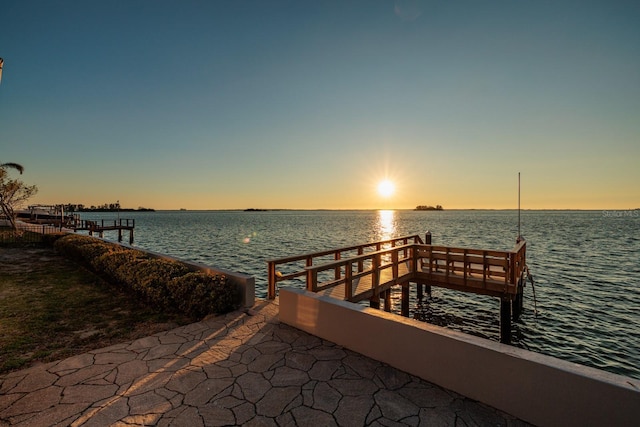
[279,287,640,427]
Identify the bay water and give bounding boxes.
[80,209,640,379]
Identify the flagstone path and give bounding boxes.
[1,300,531,426]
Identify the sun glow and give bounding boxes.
[377,180,395,198]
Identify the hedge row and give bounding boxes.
[53,234,240,318]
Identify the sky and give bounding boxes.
[1,0,639,210]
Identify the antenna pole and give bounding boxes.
[518,172,521,242]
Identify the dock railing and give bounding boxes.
[269,235,527,302]
[266,234,424,299]
[304,244,416,301]
[414,242,527,296]
[74,219,135,231]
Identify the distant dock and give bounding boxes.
[73,219,136,244]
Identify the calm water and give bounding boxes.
[81,209,640,379]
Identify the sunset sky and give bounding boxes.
[1,1,638,210]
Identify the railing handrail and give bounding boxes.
[304,243,415,298]
[303,243,414,273]
[267,234,423,298]
[266,234,423,264]
[76,218,135,229]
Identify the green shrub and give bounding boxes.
[168,272,238,317]
[96,249,147,282]
[42,232,68,246]
[52,234,241,319]
[54,234,102,262]
[80,242,122,270]
[127,259,190,309]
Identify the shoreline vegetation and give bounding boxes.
[77,207,155,212]
[415,205,444,211]
[56,203,155,212]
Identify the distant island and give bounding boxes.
[415,205,444,211]
[244,208,268,212]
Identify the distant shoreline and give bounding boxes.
[73,208,155,213]
[124,208,639,213]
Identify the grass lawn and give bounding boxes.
[0,245,193,374]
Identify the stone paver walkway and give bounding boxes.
[1,300,530,426]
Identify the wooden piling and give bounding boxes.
[384,290,391,312]
[401,284,409,317]
[500,297,512,344]
[513,280,523,321]
[370,297,380,309]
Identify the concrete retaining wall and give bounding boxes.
[279,287,640,427]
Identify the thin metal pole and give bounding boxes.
[518,172,521,242]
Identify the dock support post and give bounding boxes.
[129,229,134,245]
[370,254,380,309]
[500,297,512,344]
[118,229,123,242]
[513,283,523,321]
[383,290,391,312]
[401,284,409,317]
[417,283,423,299]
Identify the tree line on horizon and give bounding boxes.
[415,205,444,211]
[61,203,155,212]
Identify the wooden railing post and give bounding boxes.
[410,246,417,274]
[445,248,450,279]
[306,268,317,293]
[267,262,277,299]
[392,250,399,278]
[345,261,353,300]
[509,252,515,286]
[482,251,488,288]
[334,251,341,281]
[463,249,468,287]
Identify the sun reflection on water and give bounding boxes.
[378,209,396,242]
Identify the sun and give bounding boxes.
[377,180,395,198]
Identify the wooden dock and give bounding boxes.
[267,233,528,343]
[73,219,136,244]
